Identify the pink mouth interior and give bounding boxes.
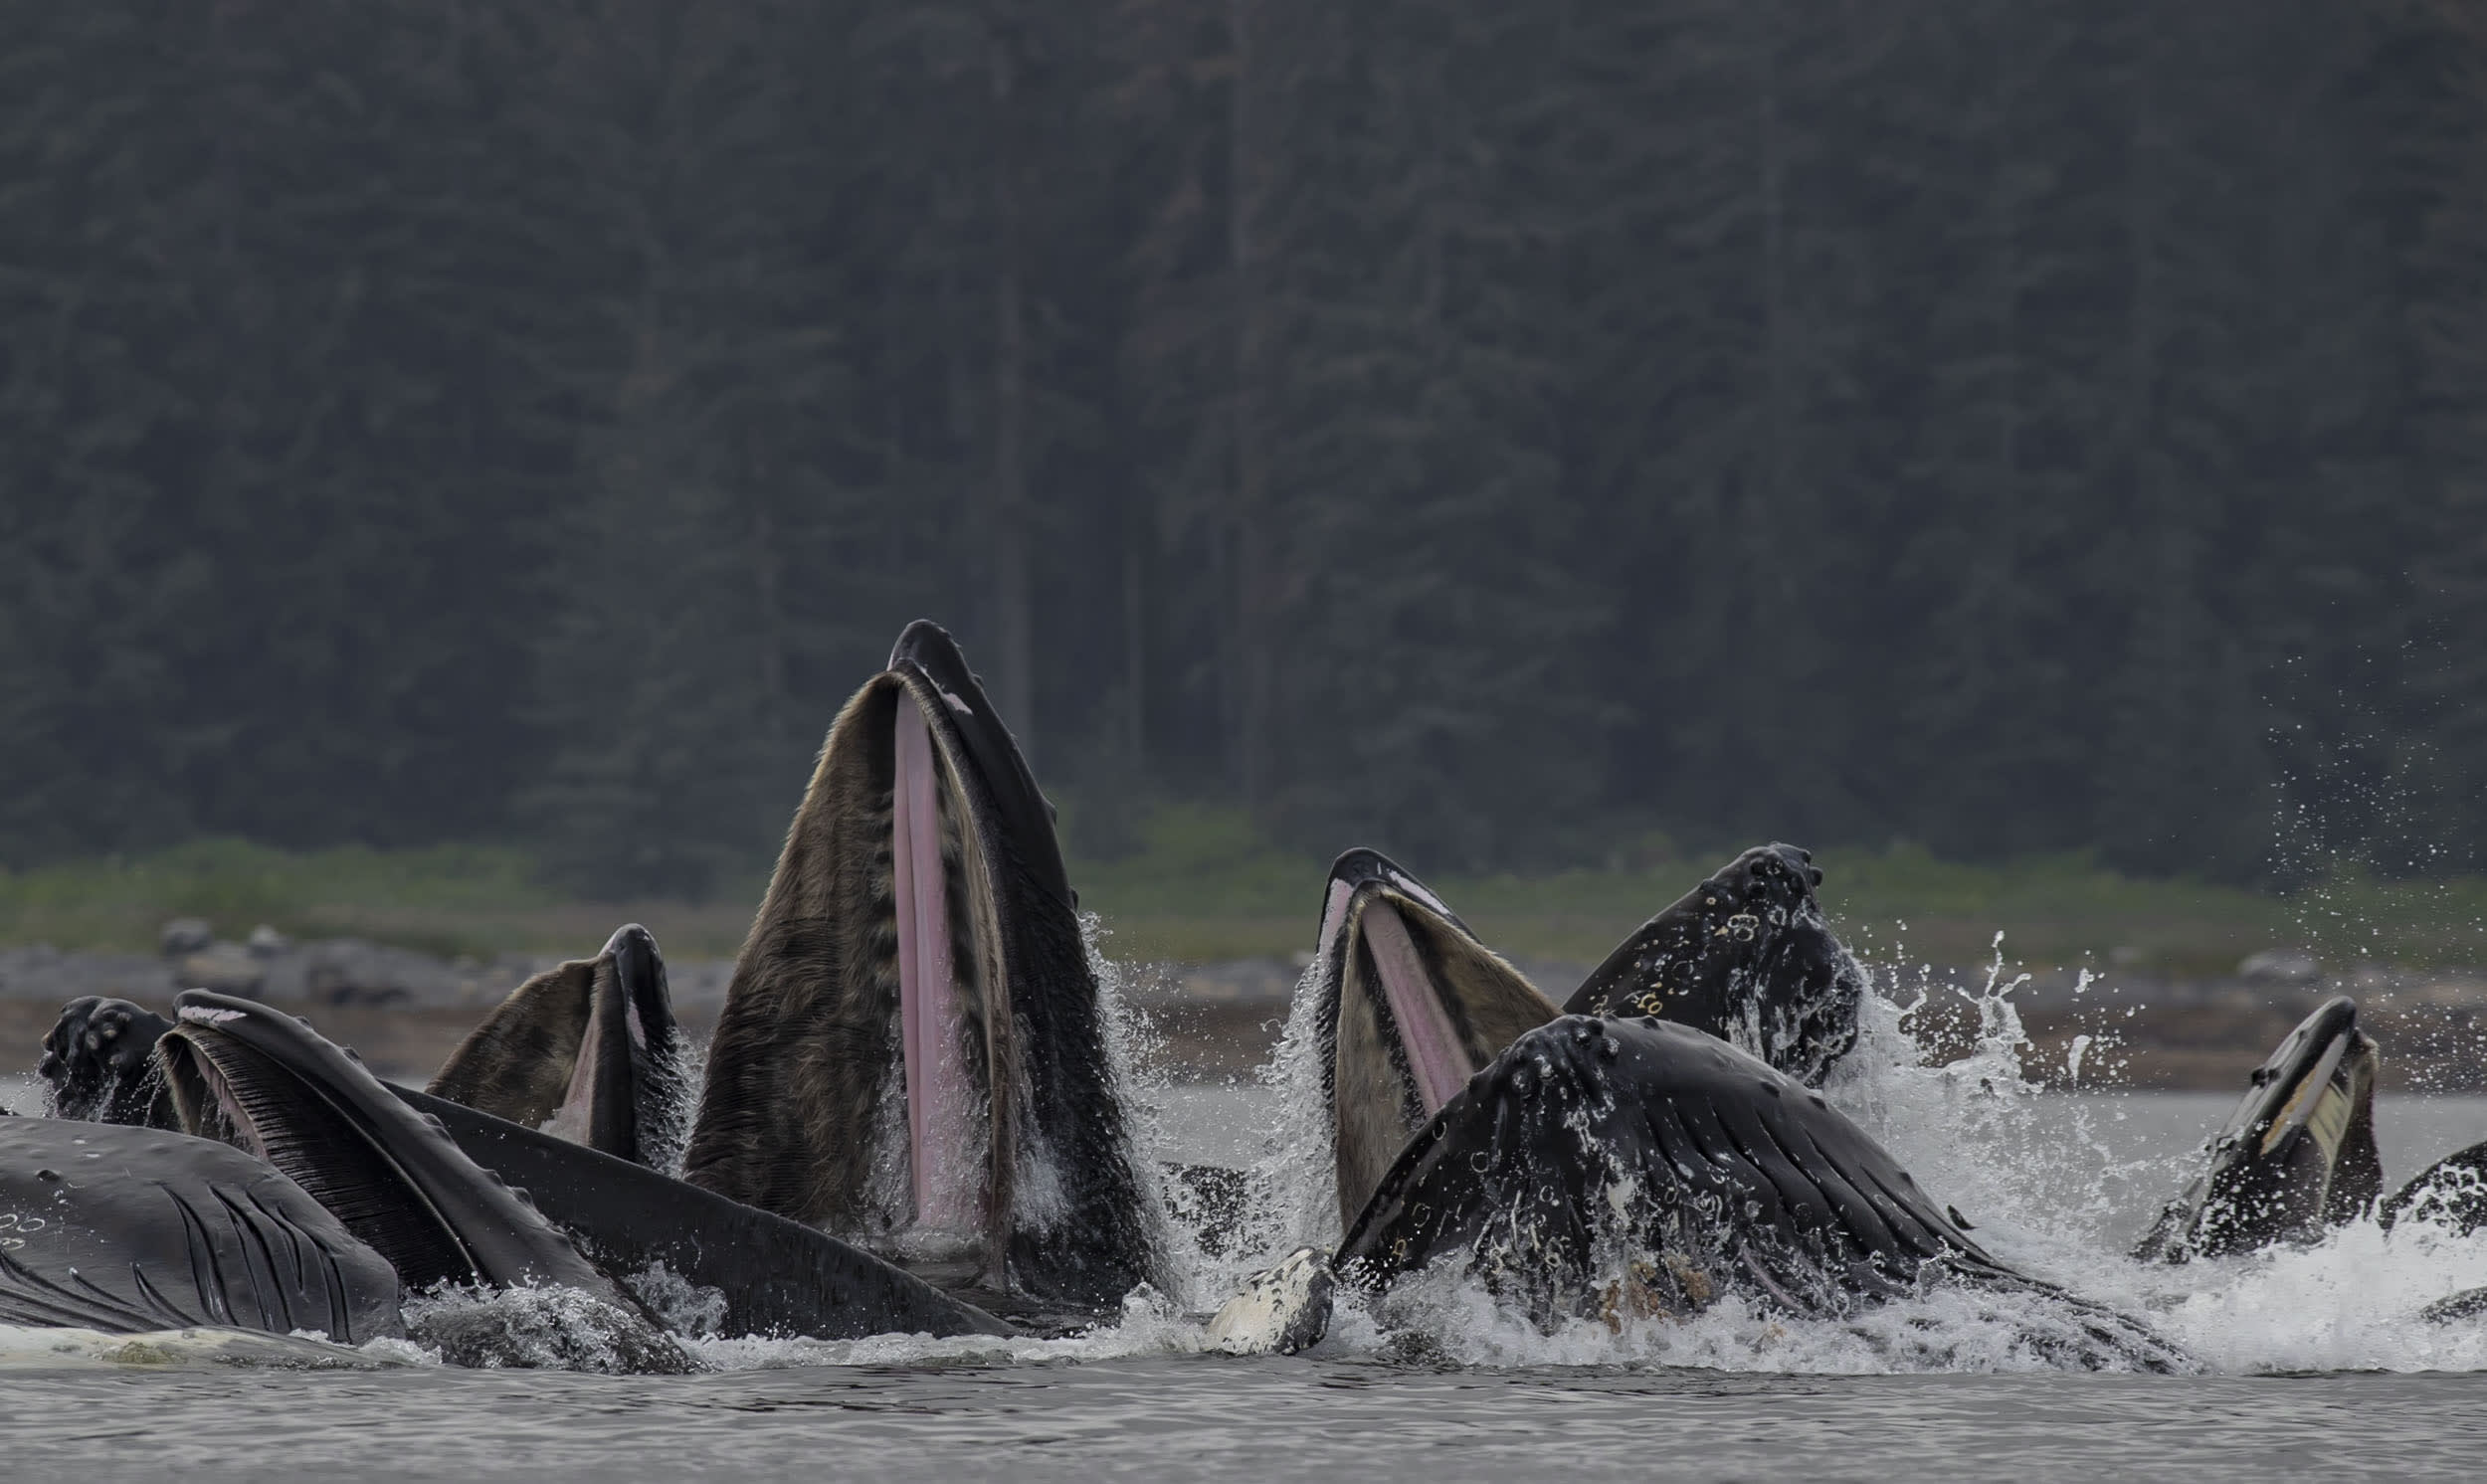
[894,694,978,1231]
[1359,899,1472,1114]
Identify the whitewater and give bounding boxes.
[7,936,2487,1479]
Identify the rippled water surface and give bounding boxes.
[11,981,2487,1479]
[9,1355,2487,1481]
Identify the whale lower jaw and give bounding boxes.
[1207,1248,1336,1357]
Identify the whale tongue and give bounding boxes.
[894,693,979,1234]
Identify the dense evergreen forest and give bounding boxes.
[1,0,2482,897]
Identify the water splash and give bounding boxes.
[1237,958,1347,1263]
[307,925,2487,1379]
[1082,912,1210,1306]
[642,1032,703,1182]
[1108,923,2487,1377]
[400,1282,691,1375]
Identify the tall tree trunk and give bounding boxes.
[988,13,1036,750]
[1753,0,1790,606]
[2127,25,2179,731]
[1123,488,1148,770]
[1732,0,1808,798]
[1229,0,1273,817]
[1990,3,2020,618]
[749,468,786,748]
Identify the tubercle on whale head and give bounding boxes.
[1559,842,1860,1087]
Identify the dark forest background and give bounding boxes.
[2,0,2483,900]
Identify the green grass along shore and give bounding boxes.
[3,808,2481,978]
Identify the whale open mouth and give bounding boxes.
[428,924,688,1172]
[684,621,1155,1306]
[2133,994,2382,1260]
[694,658,1006,1265]
[1313,849,1560,1229]
[547,926,686,1169]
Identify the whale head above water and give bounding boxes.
[683,620,1157,1311]
[2132,995,2382,1263]
[1562,843,1864,1087]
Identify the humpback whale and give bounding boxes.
[21,985,1011,1365]
[0,1116,403,1343]
[428,924,690,1172]
[1309,848,1563,1228]
[1301,842,1867,1229]
[2132,996,2383,1262]
[40,995,173,1126]
[155,991,670,1317]
[2385,1142,2487,1237]
[1562,842,1864,1086]
[2133,991,2487,1309]
[1209,848,2188,1365]
[13,994,691,1371]
[61,617,2437,1370]
[684,620,1156,1312]
[33,621,1156,1339]
[1217,1016,2187,1370]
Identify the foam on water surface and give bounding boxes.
[0,1324,400,1371]
[1028,932,2487,1379]
[454,933,2487,1378]
[443,928,2487,1382]
[11,936,2487,1382]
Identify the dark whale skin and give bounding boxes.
[1563,844,1862,1087]
[395,1086,1014,1342]
[1335,1016,2189,1371]
[32,990,1019,1343]
[2131,996,2381,1263]
[428,923,691,1171]
[0,1117,403,1344]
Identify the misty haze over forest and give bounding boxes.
[1,0,2481,898]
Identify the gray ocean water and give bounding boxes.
[10,1071,2487,1478]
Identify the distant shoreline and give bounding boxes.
[3,936,2482,1093]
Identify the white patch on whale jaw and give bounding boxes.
[1207,1247,1336,1356]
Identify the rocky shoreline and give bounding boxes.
[3,924,2484,1092]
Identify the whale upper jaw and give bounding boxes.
[2133,994,2383,1262]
